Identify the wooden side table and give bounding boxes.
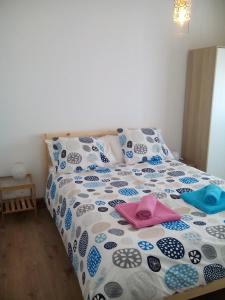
[0,174,37,221]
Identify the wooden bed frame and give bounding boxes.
[42,129,225,300]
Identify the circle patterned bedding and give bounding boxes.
[46,160,225,300]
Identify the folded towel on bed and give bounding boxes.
[115,197,181,229]
[204,184,222,205]
[181,184,225,214]
[135,194,157,220]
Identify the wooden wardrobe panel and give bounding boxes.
[182,47,217,171]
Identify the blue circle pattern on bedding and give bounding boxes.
[157,237,185,259]
[138,241,154,250]
[147,155,163,165]
[65,208,72,230]
[87,246,102,277]
[45,157,225,300]
[165,264,199,290]
[79,231,89,257]
[161,220,190,231]
[118,188,138,196]
[50,182,56,199]
[204,264,225,283]
[179,177,199,184]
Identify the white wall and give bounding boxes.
[0,0,225,196]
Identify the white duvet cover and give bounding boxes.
[45,160,225,300]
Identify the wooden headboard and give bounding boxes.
[42,129,117,182]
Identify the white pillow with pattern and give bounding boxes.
[117,128,174,165]
[46,136,116,173]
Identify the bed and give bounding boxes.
[43,130,225,300]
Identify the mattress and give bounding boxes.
[45,160,225,300]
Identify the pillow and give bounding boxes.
[46,138,61,169]
[117,128,174,165]
[100,135,125,164]
[97,136,117,165]
[46,136,115,173]
[157,129,174,160]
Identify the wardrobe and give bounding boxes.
[182,46,225,179]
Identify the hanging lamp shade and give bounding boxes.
[173,0,192,26]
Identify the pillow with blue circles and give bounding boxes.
[46,136,115,173]
[117,128,174,165]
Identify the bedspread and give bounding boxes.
[45,160,225,300]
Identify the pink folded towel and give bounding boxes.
[115,199,181,229]
[135,194,157,220]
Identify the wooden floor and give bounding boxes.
[0,208,224,300]
[0,208,83,300]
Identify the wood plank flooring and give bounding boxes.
[0,208,224,300]
[0,208,83,300]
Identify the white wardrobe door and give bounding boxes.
[207,48,225,179]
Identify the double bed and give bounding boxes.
[43,130,225,300]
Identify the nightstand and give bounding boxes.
[0,174,37,221]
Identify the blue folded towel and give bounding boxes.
[204,184,222,205]
[181,184,225,214]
